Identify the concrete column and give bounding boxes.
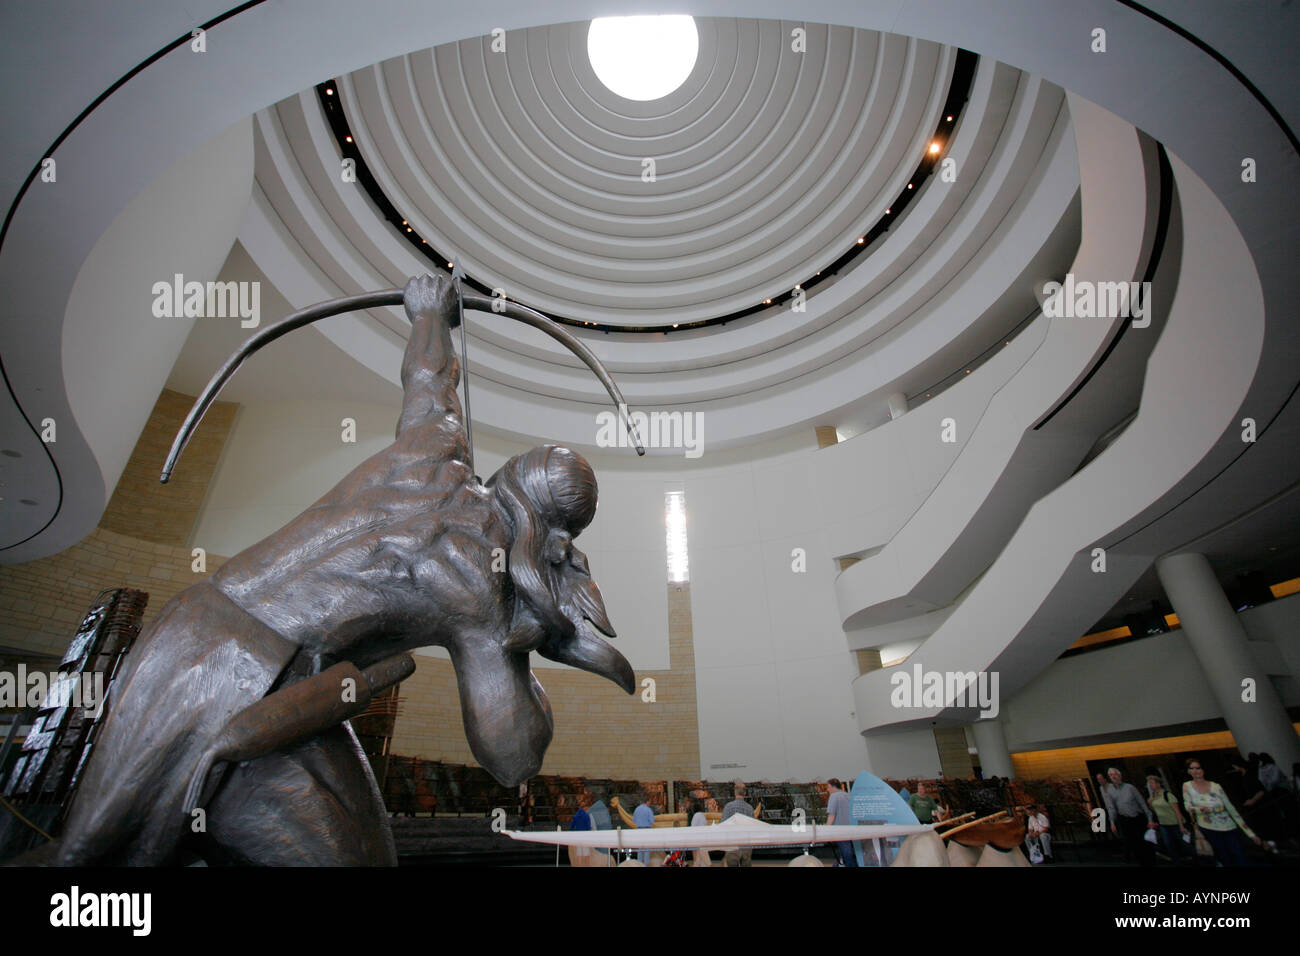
[971,719,1014,779]
[887,391,909,420]
[1155,551,1300,768]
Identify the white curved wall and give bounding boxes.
[62,118,254,504]
[835,95,1151,631]
[853,146,1266,736]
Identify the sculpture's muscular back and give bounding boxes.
[210,274,511,660]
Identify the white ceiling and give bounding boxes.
[341,19,954,324]
[240,18,1080,450]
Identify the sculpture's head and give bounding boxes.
[447,445,633,787]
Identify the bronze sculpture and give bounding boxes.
[54,274,637,865]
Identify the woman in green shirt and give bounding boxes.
[1146,775,1187,862]
[1182,758,1261,866]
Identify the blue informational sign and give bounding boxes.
[847,771,918,866]
[849,771,920,825]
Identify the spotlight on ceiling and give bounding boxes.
[929,142,941,154]
[588,16,698,101]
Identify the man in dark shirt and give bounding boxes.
[1103,767,1157,865]
[826,777,858,867]
[721,782,755,866]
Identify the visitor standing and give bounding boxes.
[689,800,712,866]
[1183,758,1260,866]
[825,778,857,867]
[569,795,593,867]
[1146,775,1188,863]
[633,794,656,866]
[1103,767,1157,866]
[909,781,944,823]
[721,782,755,867]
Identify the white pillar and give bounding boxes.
[971,719,1014,779]
[887,391,909,420]
[1155,552,1300,768]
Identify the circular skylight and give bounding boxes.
[588,16,699,101]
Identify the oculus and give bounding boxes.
[588,15,698,101]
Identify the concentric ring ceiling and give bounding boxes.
[247,17,1079,449]
[342,18,954,325]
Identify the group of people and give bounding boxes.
[1098,753,1296,867]
[567,783,764,866]
[570,777,952,867]
[567,756,1298,867]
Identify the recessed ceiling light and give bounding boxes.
[326,88,334,96]
[946,115,953,121]
[929,142,940,154]
[588,16,698,100]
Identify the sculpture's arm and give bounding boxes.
[397,274,463,437]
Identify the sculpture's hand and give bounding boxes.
[397,274,467,436]
[403,273,459,328]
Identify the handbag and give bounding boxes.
[1143,827,1158,844]
[1028,839,1044,864]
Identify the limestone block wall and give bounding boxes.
[391,582,701,780]
[0,388,236,655]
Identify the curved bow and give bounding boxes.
[160,286,645,482]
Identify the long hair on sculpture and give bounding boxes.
[488,446,633,692]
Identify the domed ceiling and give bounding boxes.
[339,19,954,325]
[237,16,1080,450]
